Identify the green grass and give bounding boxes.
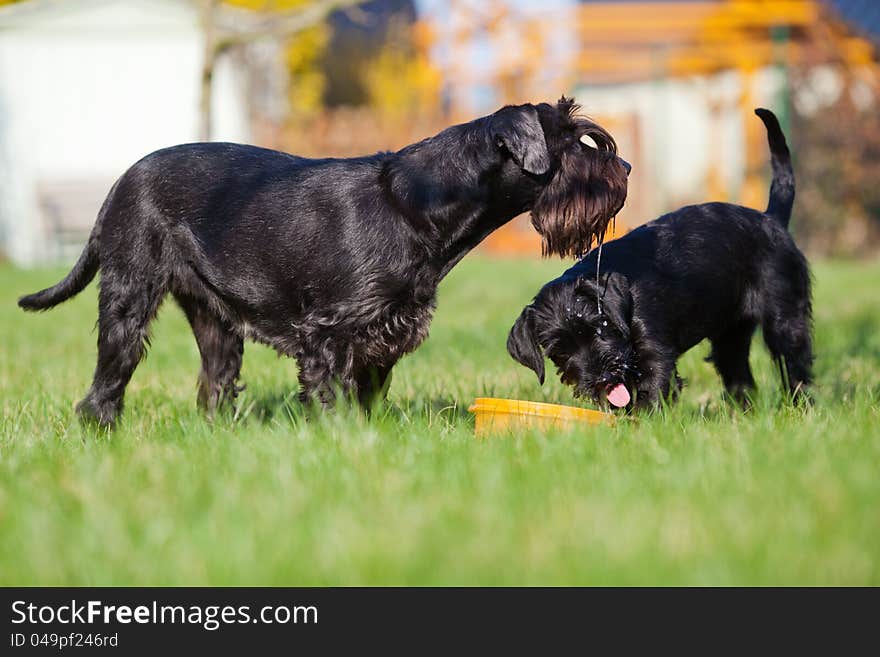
[1,257,878,585]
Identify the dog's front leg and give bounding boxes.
[296,353,343,410]
[633,345,678,410]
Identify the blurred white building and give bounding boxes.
[573,68,787,218]
[0,0,251,264]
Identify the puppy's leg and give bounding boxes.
[77,271,166,427]
[176,296,244,415]
[709,321,757,406]
[355,364,394,412]
[633,346,677,410]
[762,309,813,402]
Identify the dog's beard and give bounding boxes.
[546,327,638,408]
[565,350,637,408]
[531,150,629,258]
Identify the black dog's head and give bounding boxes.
[507,272,640,409]
[490,96,630,258]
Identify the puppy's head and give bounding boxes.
[491,96,630,258]
[507,273,639,409]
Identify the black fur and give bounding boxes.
[19,97,629,426]
[508,109,812,410]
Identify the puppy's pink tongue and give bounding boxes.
[607,383,631,408]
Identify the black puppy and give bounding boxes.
[508,109,812,410]
[20,97,629,426]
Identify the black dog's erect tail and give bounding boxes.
[16,180,115,311]
[755,108,795,229]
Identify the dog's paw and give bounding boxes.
[75,397,118,429]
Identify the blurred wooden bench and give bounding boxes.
[36,179,112,261]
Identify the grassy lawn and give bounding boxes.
[1,256,878,585]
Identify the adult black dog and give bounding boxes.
[507,109,812,410]
[20,97,629,426]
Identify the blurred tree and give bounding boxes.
[283,18,329,117]
[790,85,880,256]
[362,17,441,118]
[320,0,416,108]
[226,0,330,117]
[228,0,437,119]
[199,0,364,139]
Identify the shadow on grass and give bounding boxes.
[381,397,473,425]
[228,389,473,430]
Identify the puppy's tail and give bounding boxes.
[755,108,795,229]
[16,180,116,311]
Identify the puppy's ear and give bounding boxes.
[602,273,633,336]
[573,275,598,299]
[507,306,545,384]
[492,105,550,175]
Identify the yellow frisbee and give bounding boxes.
[468,397,615,437]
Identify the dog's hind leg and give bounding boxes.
[762,309,813,402]
[77,271,167,427]
[355,364,394,411]
[175,295,244,415]
[708,321,757,406]
[759,253,813,402]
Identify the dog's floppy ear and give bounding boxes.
[492,105,550,175]
[600,273,633,337]
[573,274,598,300]
[507,306,545,384]
[575,272,632,336]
